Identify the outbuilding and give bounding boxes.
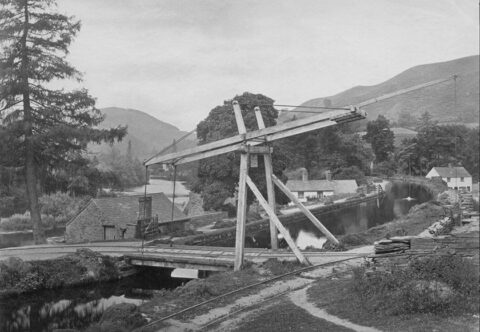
[65,193,185,243]
[425,166,472,191]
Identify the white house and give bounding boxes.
[286,169,358,203]
[425,166,472,191]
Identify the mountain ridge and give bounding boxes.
[279,55,479,127]
[89,107,194,160]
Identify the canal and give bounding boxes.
[0,181,432,331]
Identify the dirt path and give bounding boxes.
[289,286,382,332]
[157,257,369,331]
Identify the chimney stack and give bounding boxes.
[138,196,152,220]
[325,170,332,181]
[301,168,308,182]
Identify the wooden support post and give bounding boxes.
[234,152,249,271]
[254,106,278,249]
[233,100,248,271]
[246,175,310,265]
[271,174,340,246]
[232,100,247,134]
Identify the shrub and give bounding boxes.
[0,212,32,231]
[351,255,479,315]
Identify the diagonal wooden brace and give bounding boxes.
[245,175,310,265]
[271,174,340,246]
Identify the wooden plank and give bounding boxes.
[144,108,364,165]
[272,174,339,245]
[159,119,340,165]
[246,175,310,265]
[128,259,231,271]
[233,100,247,134]
[254,106,278,250]
[237,145,272,154]
[234,146,249,271]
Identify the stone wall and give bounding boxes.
[65,203,104,243]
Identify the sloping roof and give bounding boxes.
[286,180,358,193]
[69,193,185,226]
[431,167,471,178]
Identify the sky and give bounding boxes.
[58,0,479,131]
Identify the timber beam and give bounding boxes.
[144,105,366,166]
[237,145,273,154]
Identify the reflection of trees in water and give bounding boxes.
[0,276,154,332]
[252,182,433,249]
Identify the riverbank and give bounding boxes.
[0,248,125,297]
[330,200,446,249]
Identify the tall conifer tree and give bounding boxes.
[0,0,126,242]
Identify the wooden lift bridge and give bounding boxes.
[141,77,454,271]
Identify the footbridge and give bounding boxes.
[0,242,371,271]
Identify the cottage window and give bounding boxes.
[460,177,464,182]
[447,177,450,182]
[317,191,324,198]
[298,191,304,199]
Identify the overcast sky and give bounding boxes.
[58,0,479,131]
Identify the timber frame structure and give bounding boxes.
[144,76,454,270]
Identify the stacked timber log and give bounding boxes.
[372,232,479,267]
[374,237,410,254]
[422,216,455,236]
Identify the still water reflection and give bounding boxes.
[0,268,188,332]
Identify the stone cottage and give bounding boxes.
[65,193,185,243]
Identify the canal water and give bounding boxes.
[249,181,432,249]
[0,181,431,331]
[0,268,189,332]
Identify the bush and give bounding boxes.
[351,255,479,315]
[0,212,32,231]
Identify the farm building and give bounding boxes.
[425,166,472,191]
[65,193,185,243]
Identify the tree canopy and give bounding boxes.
[0,0,126,242]
[363,115,395,163]
[192,92,289,211]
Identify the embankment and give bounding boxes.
[0,248,126,297]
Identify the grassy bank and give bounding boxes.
[326,201,446,249]
[306,255,479,331]
[0,249,121,297]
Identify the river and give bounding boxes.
[0,181,431,331]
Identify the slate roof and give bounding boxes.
[286,180,358,194]
[431,167,471,178]
[68,193,185,226]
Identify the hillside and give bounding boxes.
[279,55,479,128]
[89,107,196,160]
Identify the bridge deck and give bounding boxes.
[0,242,372,271]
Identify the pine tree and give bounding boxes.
[0,0,126,242]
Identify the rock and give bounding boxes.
[99,303,147,330]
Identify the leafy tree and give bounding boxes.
[193,92,288,211]
[283,125,373,180]
[398,122,479,180]
[363,115,395,162]
[333,166,366,184]
[0,0,126,242]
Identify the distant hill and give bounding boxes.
[89,107,196,161]
[279,55,479,128]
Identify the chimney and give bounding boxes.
[301,168,308,182]
[325,170,332,181]
[138,196,152,220]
